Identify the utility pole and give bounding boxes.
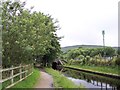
[102,30,105,47]
[102,30,105,58]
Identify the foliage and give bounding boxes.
[117,49,120,55]
[2,0,61,68]
[104,47,116,57]
[62,46,117,66]
[115,57,120,66]
[63,47,116,59]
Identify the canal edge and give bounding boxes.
[64,66,120,79]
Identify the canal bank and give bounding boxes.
[62,67,120,90]
[45,68,84,88]
[64,66,120,79]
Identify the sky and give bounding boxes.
[20,0,119,47]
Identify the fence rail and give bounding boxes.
[0,64,33,89]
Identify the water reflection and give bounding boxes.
[62,68,120,90]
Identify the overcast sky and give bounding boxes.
[20,0,119,47]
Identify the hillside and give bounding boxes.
[61,45,119,52]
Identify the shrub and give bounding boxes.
[68,59,74,65]
[110,59,116,67]
[89,58,95,65]
[115,57,120,66]
[96,59,101,66]
[85,56,90,65]
[100,59,106,66]
[72,60,82,65]
[77,55,84,60]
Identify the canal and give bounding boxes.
[61,68,120,90]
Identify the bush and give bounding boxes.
[77,55,84,60]
[100,59,106,66]
[96,59,101,66]
[85,56,90,65]
[67,59,74,65]
[115,57,120,66]
[88,58,95,66]
[73,60,82,65]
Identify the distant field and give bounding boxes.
[61,45,119,52]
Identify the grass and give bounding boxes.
[0,83,2,90]
[66,65,120,75]
[45,68,85,88]
[11,68,40,88]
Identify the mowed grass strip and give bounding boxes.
[68,65,120,75]
[45,68,84,88]
[11,68,40,88]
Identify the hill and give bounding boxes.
[61,45,119,52]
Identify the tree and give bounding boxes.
[117,48,120,56]
[2,0,61,68]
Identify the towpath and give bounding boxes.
[34,69,53,88]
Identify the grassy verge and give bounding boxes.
[45,68,84,88]
[11,68,40,88]
[0,83,2,90]
[66,65,120,75]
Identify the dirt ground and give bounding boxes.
[34,69,53,88]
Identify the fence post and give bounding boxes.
[20,64,22,80]
[2,64,33,89]
[11,65,13,84]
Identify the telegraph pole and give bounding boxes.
[102,30,105,58]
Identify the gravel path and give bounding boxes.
[35,69,53,88]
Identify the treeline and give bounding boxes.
[2,1,61,68]
[62,47,120,66]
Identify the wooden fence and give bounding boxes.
[0,64,33,89]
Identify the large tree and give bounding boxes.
[2,0,61,68]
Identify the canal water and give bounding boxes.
[62,68,120,90]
